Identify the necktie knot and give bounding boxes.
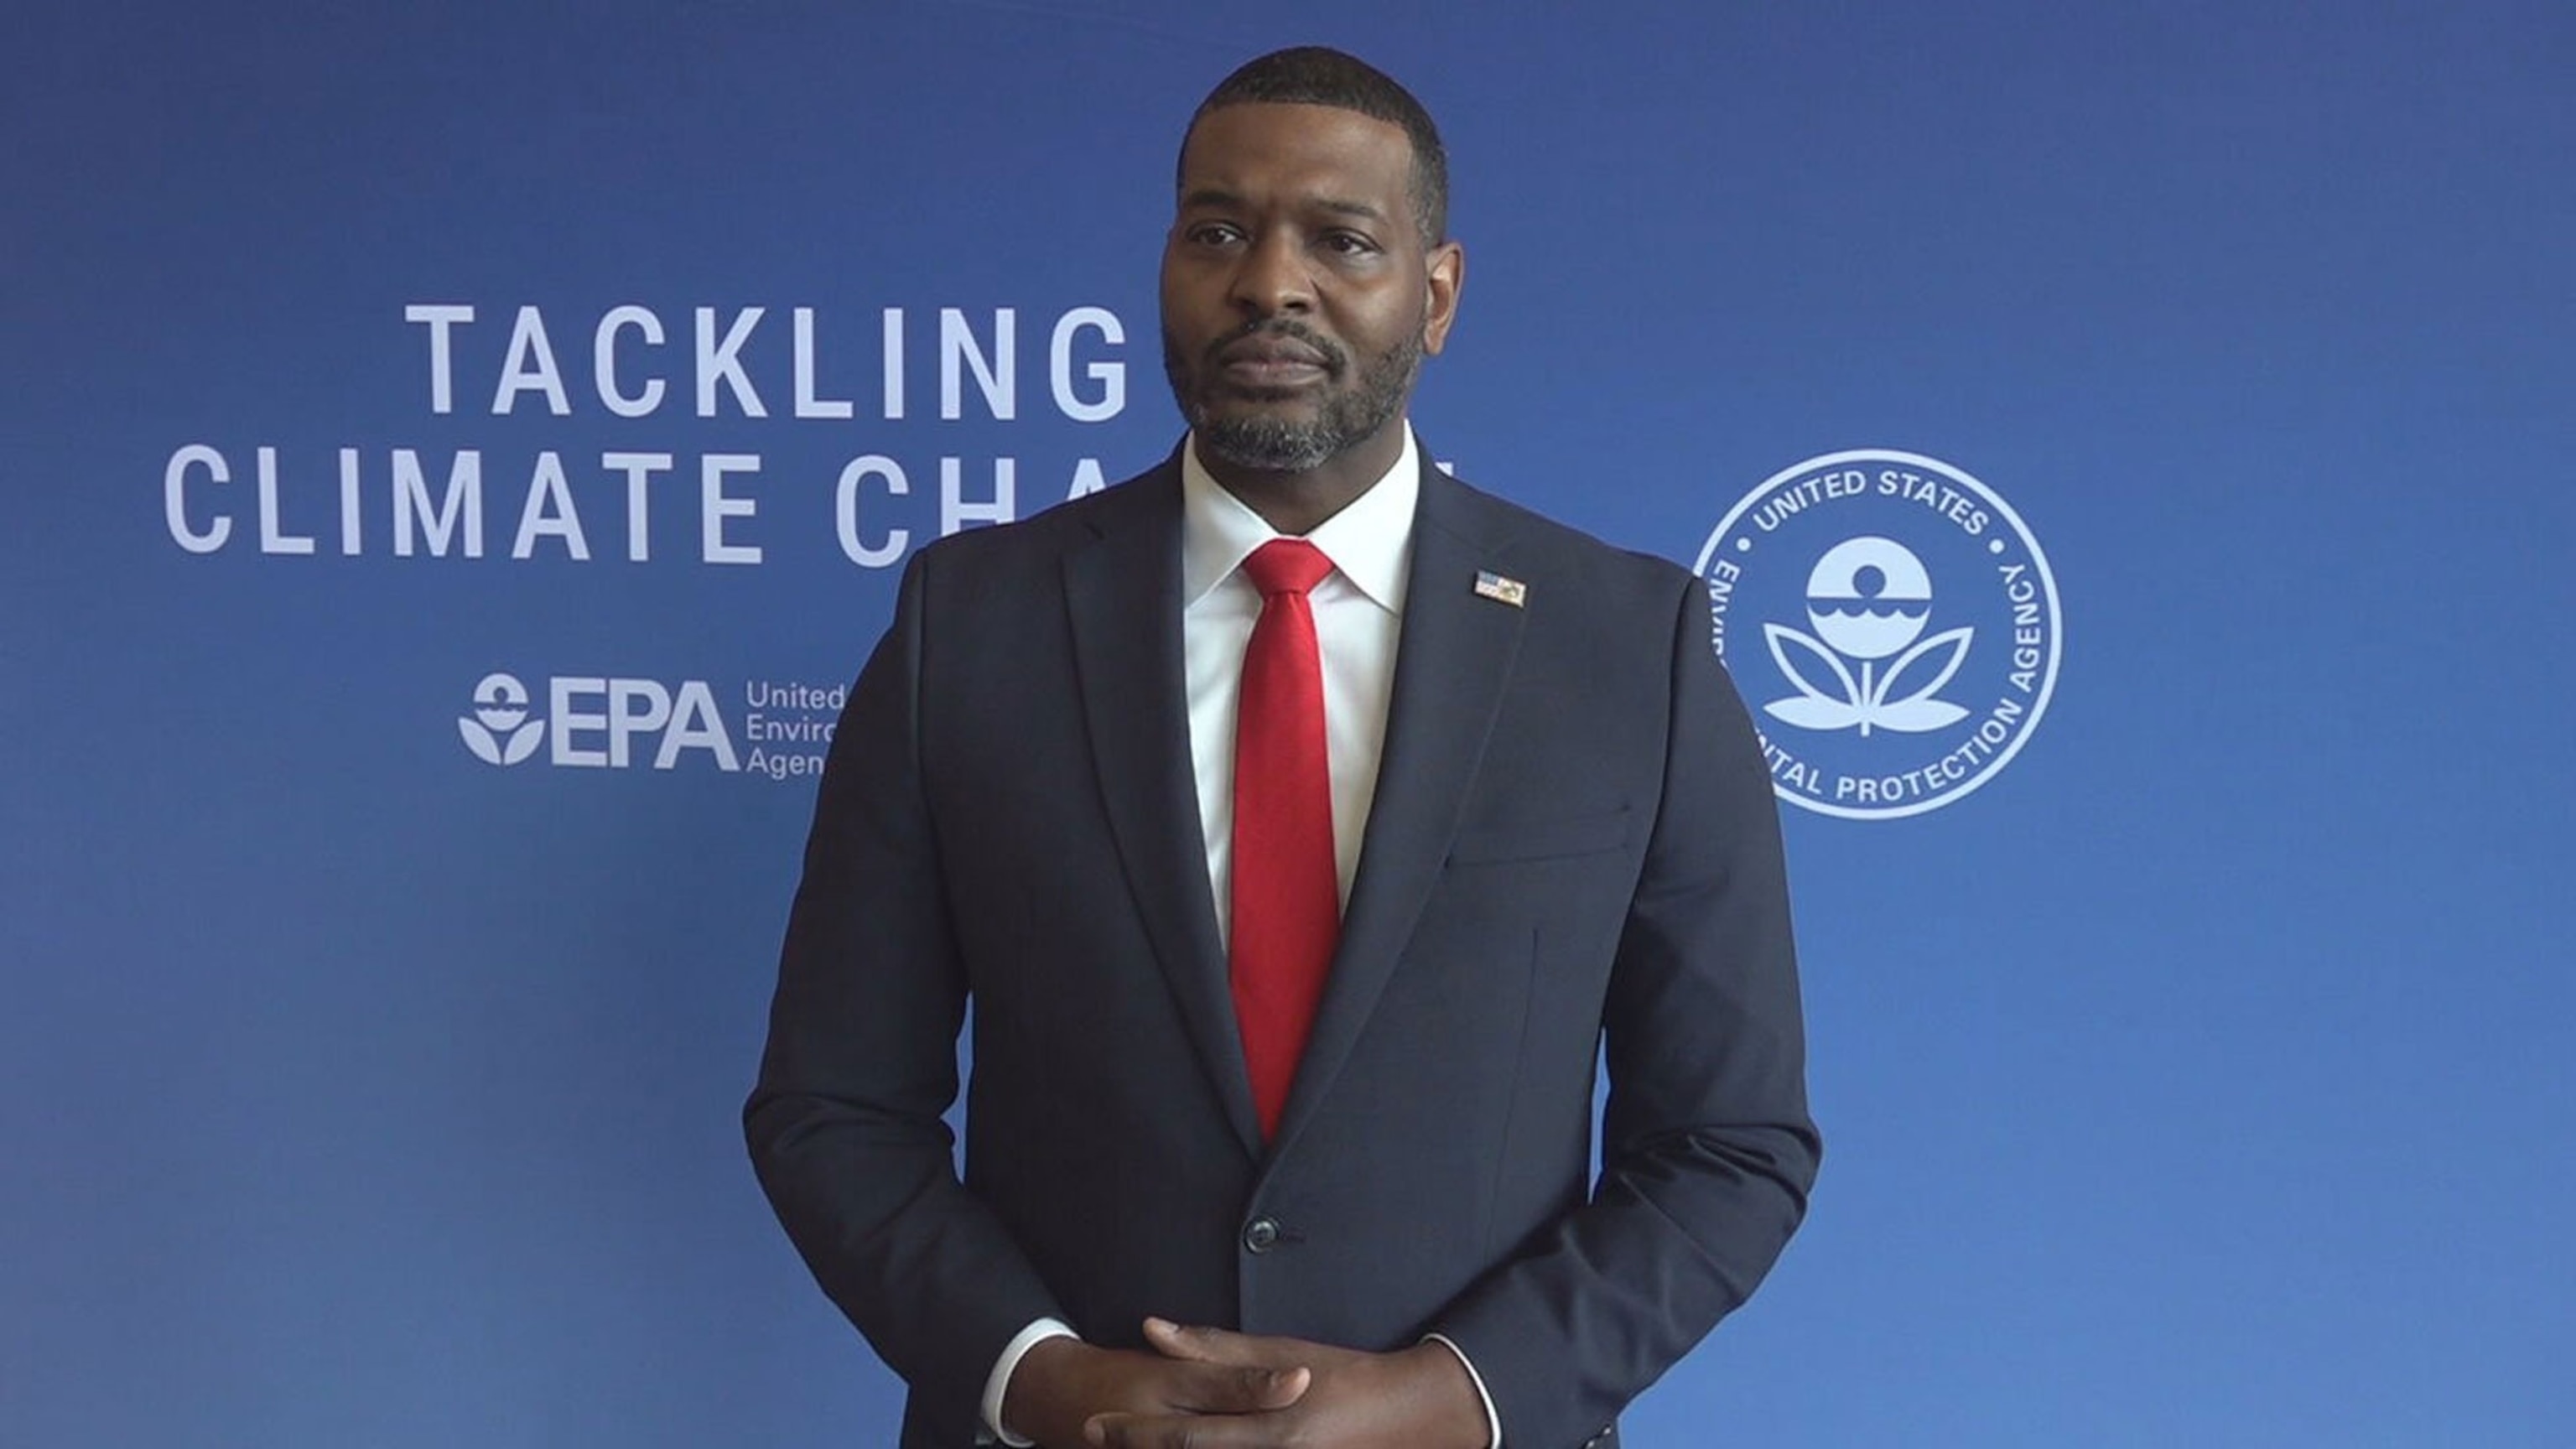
[1243,538,1335,599]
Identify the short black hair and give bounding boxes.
[1183,46,1450,246]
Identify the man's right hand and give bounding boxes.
[1000,1335,1311,1449]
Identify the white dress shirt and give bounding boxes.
[1181,427,1414,936]
[982,427,1500,1447]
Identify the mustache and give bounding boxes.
[1206,319,1346,375]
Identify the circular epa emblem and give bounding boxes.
[1696,450,2062,820]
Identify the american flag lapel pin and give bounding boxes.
[1472,570,1528,608]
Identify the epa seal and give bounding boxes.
[1696,450,2062,819]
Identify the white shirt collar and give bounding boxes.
[1180,425,1420,615]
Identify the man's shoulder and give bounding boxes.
[907,455,1178,578]
[1430,468,1694,611]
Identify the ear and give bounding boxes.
[1420,239,1465,356]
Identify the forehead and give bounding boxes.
[1176,101,1415,210]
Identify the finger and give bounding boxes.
[1088,1410,1183,1449]
[1144,1318,1274,1366]
[1167,1360,1308,1414]
[1142,1317,1218,1363]
[1089,1407,1298,1449]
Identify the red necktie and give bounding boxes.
[1231,539,1340,1141]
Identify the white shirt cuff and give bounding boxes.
[1422,1332,1503,1448]
[980,1317,1078,1446]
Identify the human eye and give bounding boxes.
[1320,230,1382,258]
[1185,220,1246,247]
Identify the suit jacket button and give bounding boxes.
[1242,1216,1281,1254]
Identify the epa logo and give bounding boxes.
[1696,450,2062,820]
[456,671,740,771]
[459,673,545,765]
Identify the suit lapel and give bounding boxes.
[1062,461,1266,1159]
[1272,464,1527,1152]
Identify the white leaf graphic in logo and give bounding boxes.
[1866,626,1973,733]
[498,720,543,763]
[1763,622,1865,731]
[458,715,543,765]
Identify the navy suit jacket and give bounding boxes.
[746,451,1820,1448]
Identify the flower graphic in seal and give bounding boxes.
[1763,536,1972,737]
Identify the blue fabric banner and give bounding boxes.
[7,3,2569,1444]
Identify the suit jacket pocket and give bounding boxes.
[1445,806,1634,865]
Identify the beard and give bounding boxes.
[1164,318,1423,475]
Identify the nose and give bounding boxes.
[1228,230,1314,317]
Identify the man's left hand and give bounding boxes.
[1083,1317,1490,1449]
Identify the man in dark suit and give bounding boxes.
[746,46,1818,1449]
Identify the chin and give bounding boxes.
[1193,397,1325,433]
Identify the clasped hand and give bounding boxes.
[1003,1316,1487,1449]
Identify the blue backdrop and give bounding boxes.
[7,3,2571,1444]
